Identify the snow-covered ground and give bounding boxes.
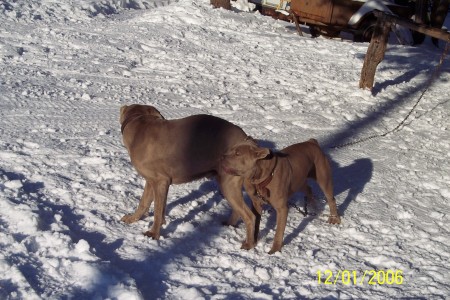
[1,0,449,298]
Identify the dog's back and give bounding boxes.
[281,139,329,181]
[127,113,247,184]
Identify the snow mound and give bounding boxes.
[0,0,167,22]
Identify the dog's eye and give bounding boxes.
[235,151,240,156]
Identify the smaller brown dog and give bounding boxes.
[221,138,341,254]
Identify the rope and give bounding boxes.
[331,42,450,149]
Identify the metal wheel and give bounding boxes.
[354,18,377,42]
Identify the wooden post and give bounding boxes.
[291,13,303,36]
[413,0,428,44]
[359,14,391,90]
[359,11,450,90]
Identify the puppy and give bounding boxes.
[120,104,258,250]
[221,138,341,254]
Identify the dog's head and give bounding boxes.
[221,137,270,178]
[120,104,164,124]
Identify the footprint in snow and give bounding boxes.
[265,125,280,133]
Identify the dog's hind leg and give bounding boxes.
[315,157,341,224]
[322,194,341,224]
[121,181,154,224]
[144,178,170,240]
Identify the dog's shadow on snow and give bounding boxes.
[0,169,137,299]
[285,158,373,248]
[163,180,223,235]
[1,149,372,298]
[1,169,233,298]
[332,158,373,215]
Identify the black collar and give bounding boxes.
[121,114,144,134]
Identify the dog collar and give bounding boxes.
[121,114,144,134]
[255,154,278,201]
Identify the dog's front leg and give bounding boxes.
[121,181,154,224]
[245,183,263,244]
[219,175,256,250]
[269,202,288,254]
[249,198,262,243]
[144,178,170,240]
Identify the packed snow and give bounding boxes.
[1,0,449,298]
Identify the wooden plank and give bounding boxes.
[374,11,450,42]
[359,11,450,90]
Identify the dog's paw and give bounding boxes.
[268,247,281,255]
[121,214,138,224]
[328,215,341,224]
[240,241,255,250]
[143,230,160,240]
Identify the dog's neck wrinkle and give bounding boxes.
[250,164,264,184]
[252,155,276,184]
[121,113,160,134]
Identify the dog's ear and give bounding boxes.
[254,147,270,160]
[147,106,165,119]
[245,136,258,146]
[119,105,128,123]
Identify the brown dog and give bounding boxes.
[221,138,341,254]
[120,104,258,249]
